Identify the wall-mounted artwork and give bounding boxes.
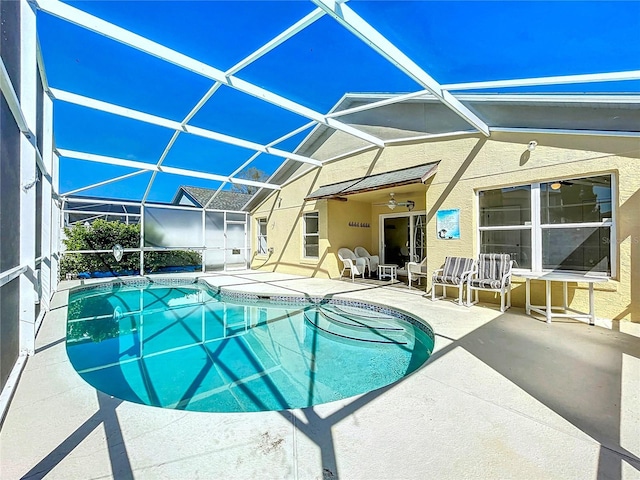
[436,209,460,239]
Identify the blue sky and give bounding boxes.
[37,1,640,203]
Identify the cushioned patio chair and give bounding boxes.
[354,246,379,276]
[431,256,475,305]
[338,248,367,281]
[466,253,514,312]
[407,257,428,288]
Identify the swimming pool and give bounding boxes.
[66,279,434,412]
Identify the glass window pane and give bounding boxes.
[479,186,531,227]
[541,175,611,224]
[480,229,532,269]
[304,213,319,234]
[258,219,267,236]
[258,236,267,254]
[304,235,319,258]
[542,227,610,274]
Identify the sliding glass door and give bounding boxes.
[380,213,426,266]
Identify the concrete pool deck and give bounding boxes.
[1,270,639,479]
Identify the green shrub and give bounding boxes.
[60,220,201,277]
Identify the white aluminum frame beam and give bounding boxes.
[312,0,490,137]
[443,70,640,91]
[56,150,282,190]
[63,170,150,196]
[142,10,326,203]
[0,57,31,135]
[207,121,316,209]
[35,0,385,147]
[49,88,322,167]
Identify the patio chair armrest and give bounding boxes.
[432,268,443,280]
[342,258,354,268]
[501,261,515,287]
[460,268,475,281]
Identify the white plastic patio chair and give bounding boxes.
[466,253,514,312]
[354,246,379,276]
[338,248,367,281]
[431,256,475,305]
[407,257,428,288]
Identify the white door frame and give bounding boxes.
[378,210,426,265]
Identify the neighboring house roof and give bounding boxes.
[305,162,439,200]
[173,186,254,211]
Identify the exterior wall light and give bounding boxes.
[528,141,538,152]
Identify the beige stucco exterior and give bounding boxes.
[251,131,640,322]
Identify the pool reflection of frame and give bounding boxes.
[436,209,460,240]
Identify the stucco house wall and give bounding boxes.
[251,131,639,322]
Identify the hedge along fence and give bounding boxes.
[60,220,202,278]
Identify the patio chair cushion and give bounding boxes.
[433,274,464,285]
[468,278,503,289]
[435,256,475,285]
[476,253,511,285]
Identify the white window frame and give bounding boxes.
[477,174,616,278]
[257,218,268,255]
[302,211,319,259]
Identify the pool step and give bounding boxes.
[304,309,408,345]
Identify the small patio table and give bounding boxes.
[516,271,608,325]
[378,264,397,281]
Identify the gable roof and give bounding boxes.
[173,186,254,211]
[305,162,439,200]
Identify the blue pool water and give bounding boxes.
[66,281,434,412]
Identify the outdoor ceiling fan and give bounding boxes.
[374,193,415,211]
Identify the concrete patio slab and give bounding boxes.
[1,271,639,480]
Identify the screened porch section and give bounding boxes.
[61,197,250,278]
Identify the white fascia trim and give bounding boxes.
[35,0,384,147]
[63,170,150,196]
[49,88,323,167]
[0,57,31,135]
[454,93,640,104]
[385,130,479,145]
[56,149,282,190]
[443,70,640,91]
[311,0,490,137]
[492,127,640,138]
